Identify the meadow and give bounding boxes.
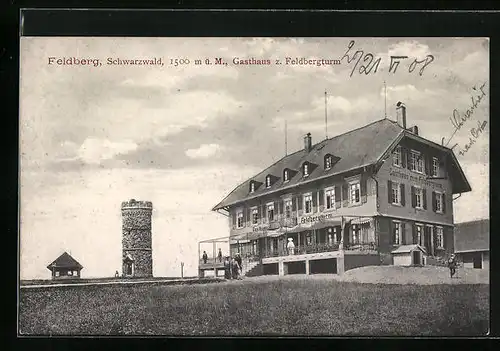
[19,273,489,336]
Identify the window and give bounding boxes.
[68,270,73,276]
[325,155,332,169]
[349,182,361,205]
[55,271,60,277]
[432,157,439,177]
[393,146,402,167]
[393,221,401,245]
[237,211,244,228]
[304,194,313,213]
[250,182,255,193]
[252,208,258,224]
[284,199,292,218]
[303,163,309,177]
[266,176,271,188]
[410,150,424,173]
[415,225,423,245]
[325,188,335,209]
[284,170,289,182]
[391,182,400,205]
[352,225,360,244]
[436,227,444,248]
[435,192,443,213]
[267,203,275,221]
[414,187,423,209]
[306,232,312,245]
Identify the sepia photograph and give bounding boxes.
[18,36,489,336]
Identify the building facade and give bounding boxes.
[122,199,153,278]
[211,109,471,276]
[454,219,489,269]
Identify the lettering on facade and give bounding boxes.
[301,212,338,224]
[389,167,444,190]
[253,225,269,233]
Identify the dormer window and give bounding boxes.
[284,169,289,182]
[266,175,271,188]
[250,182,255,193]
[325,155,332,170]
[303,163,309,177]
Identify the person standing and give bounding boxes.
[224,256,231,279]
[202,251,208,264]
[448,254,457,278]
[231,257,240,279]
[218,248,223,262]
[287,238,295,255]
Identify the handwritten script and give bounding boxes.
[449,82,488,157]
[341,40,434,78]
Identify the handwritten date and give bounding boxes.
[341,40,434,77]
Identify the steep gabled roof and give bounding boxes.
[212,118,471,211]
[454,218,489,253]
[47,251,83,270]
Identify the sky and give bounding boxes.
[19,37,489,279]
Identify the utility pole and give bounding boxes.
[181,262,184,279]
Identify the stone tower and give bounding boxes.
[121,199,153,278]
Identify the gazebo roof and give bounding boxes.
[47,251,83,270]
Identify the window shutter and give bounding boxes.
[401,222,406,245]
[279,200,283,214]
[262,204,267,222]
[232,212,236,226]
[411,186,416,208]
[292,197,297,211]
[400,184,405,206]
[423,188,427,210]
[319,189,324,206]
[405,148,411,170]
[312,191,318,211]
[412,223,417,244]
[298,195,303,210]
[361,178,368,203]
[247,208,251,223]
[442,193,446,214]
[432,226,438,255]
[342,184,348,207]
[335,185,341,209]
[424,154,429,175]
[432,191,436,212]
[258,205,262,220]
[387,180,392,203]
[389,220,394,245]
[401,147,407,168]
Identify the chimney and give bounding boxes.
[396,102,407,129]
[304,133,312,152]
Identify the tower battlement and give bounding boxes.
[121,199,153,210]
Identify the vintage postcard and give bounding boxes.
[19,37,489,336]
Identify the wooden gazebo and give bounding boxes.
[47,251,84,279]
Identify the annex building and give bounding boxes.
[206,106,471,277]
[454,218,489,269]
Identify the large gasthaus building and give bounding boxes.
[206,105,471,277]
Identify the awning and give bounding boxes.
[350,217,373,225]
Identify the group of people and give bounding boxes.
[224,253,243,280]
[201,249,243,280]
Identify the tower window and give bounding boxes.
[303,163,309,177]
[237,211,244,228]
[250,182,255,193]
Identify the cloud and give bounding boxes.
[78,138,138,164]
[387,40,432,59]
[185,143,222,159]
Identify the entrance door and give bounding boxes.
[473,253,482,269]
[125,262,133,275]
[412,251,421,266]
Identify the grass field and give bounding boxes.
[19,270,489,336]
